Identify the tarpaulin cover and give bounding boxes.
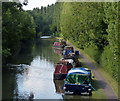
[65,68,92,84]
[67,68,90,76]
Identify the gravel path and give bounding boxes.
[66,41,118,99]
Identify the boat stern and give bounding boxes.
[64,84,92,95]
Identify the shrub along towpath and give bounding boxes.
[66,41,118,99]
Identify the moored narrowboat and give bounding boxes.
[63,46,74,57]
[53,62,73,80]
[53,39,66,49]
[63,67,94,95]
[60,58,75,67]
[63,46,78,61]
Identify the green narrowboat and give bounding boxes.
[63,67,94,95]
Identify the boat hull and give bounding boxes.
[64,84,92,95]
[54,74,67,80]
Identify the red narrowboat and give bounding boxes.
[53,39,66,49]
[53,61,73,80]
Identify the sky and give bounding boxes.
[23,0,57,10]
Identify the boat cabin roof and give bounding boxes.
[67,68,91,76]
[64,46,73,48]
[64,46,74,51]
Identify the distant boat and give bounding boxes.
[40,36,51,38]
[62,46,80,66]
[53,38,66,49]
[63,46,80,58]
[53,42,63,49]
[63,67,94,95]
[62,46,75,59]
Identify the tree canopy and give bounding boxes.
[2,2,35,62]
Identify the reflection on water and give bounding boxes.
[53,80,64,94]
[3,39,62,99]
[53,48,63,55]
[14,56,62,99]
[2,38,92,100]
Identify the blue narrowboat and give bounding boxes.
[63,67,94,95]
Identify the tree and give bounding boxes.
[2,2,35,62]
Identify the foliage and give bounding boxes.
[58,2,118,81]
[28,2,63,37]
[2,48,11,58]
[100,2,119,81]
[28,4,56,37]
[2,2,35,60]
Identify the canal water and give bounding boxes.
[2,38,91,100]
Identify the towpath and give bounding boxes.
[66,41,118,99]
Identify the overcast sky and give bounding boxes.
[23,0,57,10]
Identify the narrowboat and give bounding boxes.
[63,67,94,95]
[62,49,80,67]
[59,58,75,67]
[63,46,80,58]
[53,61,73,80]
[63,46,74,57]
[53,39,66,49]
[63,46,76,60]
